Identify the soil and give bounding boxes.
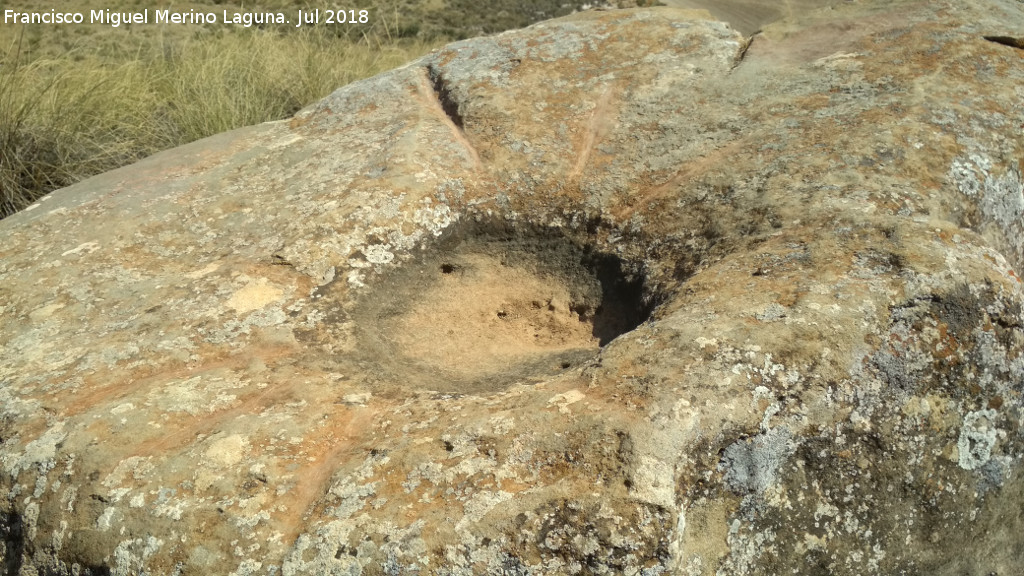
[390,252,599,378]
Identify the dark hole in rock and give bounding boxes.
[1,511,25,575]
[350,218,655,395]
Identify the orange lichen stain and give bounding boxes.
[288,113,315,129]
[438,47,462,67]
[852,106,902,130]
[61,343,296,420]
[631,139,751,219]
[776,283,808,308]
[932,322,961,361]
[885,330,909,353]
[275,404,384,539]
[793,93,830,112]
[570,83,621,185]
[496,478,536,494]
[132,384,296,459]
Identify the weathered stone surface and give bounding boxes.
[659,0,833,35]
[2,1,1024,574]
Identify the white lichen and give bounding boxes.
[957,409,1000,471]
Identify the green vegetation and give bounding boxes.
[0,0,658,218]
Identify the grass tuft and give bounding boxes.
[0,24,441,219]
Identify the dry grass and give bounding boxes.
[0,17,442,218]
[0,0,662,218]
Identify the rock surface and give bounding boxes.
[2,1,1024,574]
[659,0,835,35]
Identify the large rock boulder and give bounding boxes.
[2,1,1024,574]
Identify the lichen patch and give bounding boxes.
[226,278,285,314]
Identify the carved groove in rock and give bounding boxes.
[984,35,1024,49]
[426,64,465,129]
[349,219,654,394]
